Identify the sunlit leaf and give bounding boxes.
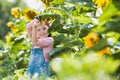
[99,2,118,26]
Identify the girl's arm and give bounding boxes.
[26,19,38,38]
[32,25,37,43]
[33,37,54,48]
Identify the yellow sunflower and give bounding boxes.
[6,22,14,27]
[5,35,11,43]
[6,22,18,33]
[92,0,109,8]
[10,26,18,33]
[41,0,50,9]
[97,47,111,57]
[11,7,20,18]
[23,9,38,21]
[83,32,100,48]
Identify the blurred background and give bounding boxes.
[0,0,42,40]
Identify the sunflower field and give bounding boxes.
[0,0,120,80]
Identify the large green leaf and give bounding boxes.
[50,0,64,5]
[105,18,120,33]
[89,38,110,51]
[49,47,64,56]
[110,51,120,60]
[63,39,83,47]
[74,15,92,24]
[99,2,118,26]
[11,42,23,54]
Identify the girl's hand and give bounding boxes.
[32,19,40,43]
[33,19,40,28]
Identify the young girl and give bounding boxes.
[26,19,54,78]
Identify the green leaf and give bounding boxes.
[49,47,64,56]
[11,42,23,54]
[13,38,24,45]
[11,38,24,54]
[105,19,120,33]
[51,0,64,5]
[74,15,92,24]
[110,51,120,60]
[89,38,110,51]
[99,2,118,26]
[63,40,83,47]
[17,20,26,31]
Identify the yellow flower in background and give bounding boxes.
[5,35,11,43]
[6,22,14,27]
[40,19,45,24]
[97,47,111,57]
[10,26,18,33]
[41,0,50,9]
[6,22,18,33]
[40,19,48,24]
[92,0,109,8]
[83,32,100,48]
[23,9,38,21]
[84,40,95,48]
[11,7,20,18]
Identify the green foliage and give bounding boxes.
[0,0,26,40]
[51,0,64,5]
[51,53,119,80]
[99,3,118,26]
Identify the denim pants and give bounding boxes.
[27,48,50,77]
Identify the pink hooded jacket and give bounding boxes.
[26,19,54,62]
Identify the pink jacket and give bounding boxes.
[26,20,54,62]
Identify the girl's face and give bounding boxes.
[36,24,49,38]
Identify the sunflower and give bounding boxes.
[83,32,100,48]
[92,0,109,8]
[41,0,50,9]
[23,9,38,21]
[6,22,18,33]
[5,35,11,43]
[11,7,20,18]
[97,47,111,56]
[6,22,14,27]
[10,26,18,33]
